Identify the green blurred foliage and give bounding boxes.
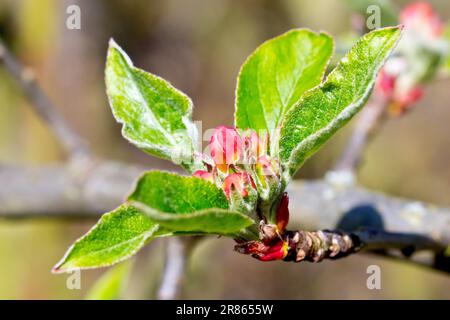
[85,260,132,300]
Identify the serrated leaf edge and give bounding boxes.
[52,205,158,273]
[280,26,403,182]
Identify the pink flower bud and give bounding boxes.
[222,172,256,199]
[193,170,214,183]
[376,70,396,98]
[209,126,243,172]
[243,130,267,162]
[390,86,424,115]
[255,155,279,178]
[377,67,424,113]
[400,2,443,38]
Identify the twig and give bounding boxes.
[0,161,144,218]
[236,228,443,263]
[0,39,90,159]
[1,162,449,272]
[333,92,389,173]
[287,179,450,273]
[283,229,443,262]
[157,237,198,300]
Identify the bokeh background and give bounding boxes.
[0,0,449,299]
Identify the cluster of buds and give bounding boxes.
[194,126,289,261]
[193,126,290,260]
[376,2,446,115]
[376,66,424,114]
[193,126,281,209]
[400,1,444,39]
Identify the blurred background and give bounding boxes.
[0,0,449,299]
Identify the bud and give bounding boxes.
[376,70,396,98]
[209,126,243,172]
[243,130,267,163]
[400,2,443,38]
[222,172,256,199]
[235,239,289,261]
[193,170,214,183]
[276,193,289,232]
[255,155,280,188]
[390,85,424,115]
[377,58,425,114]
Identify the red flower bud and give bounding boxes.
[193,170,214,183]
[276,193,289,232]
[235,239,289,261]
[400,2,443,38]
[209,126,243,172]
[222,172,256,199]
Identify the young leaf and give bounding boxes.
[85,260,133,300]
[132,202,254,236]
[53,205,159,273]
[279,26,402,180]
[235,29,333,140]
[106,39,198,171]
[128,170,229,213]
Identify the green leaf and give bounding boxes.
[128,171,254,237]
[279,27,402,180]
[235,29,333,142]
[132,202,254,236]
[127,171,229,213]
[105,39,198,171]
[85,260,133,300]
[53,205,159,272]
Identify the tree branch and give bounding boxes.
[236,228,444,264]
[283,229,444,262]
[1,162,449,272]
[0,161,144,218]
[0,39,90,159]
[287,179,450,273]
[157,237,198,300]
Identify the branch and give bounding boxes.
[1,162,449,272]
[287,179,450,272]
[0,161,144,218]
[157,237,198,300]
[236,228,443,263]
[0,39,90,159]
[285,229,443,261]
[2,164,448,236]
